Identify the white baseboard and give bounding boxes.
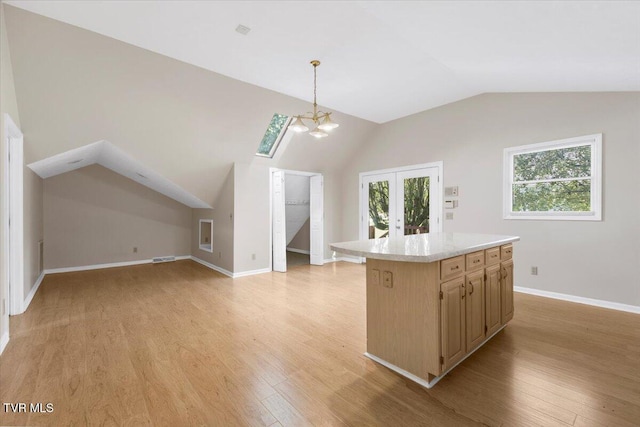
[515,286,640,314]
[23,271,45,312]
[190,256,271,279]
[286,248,310,255]
[233,267,271,278]
[190,256,234,278]
[0,331,9,355]
[44,256,190,275]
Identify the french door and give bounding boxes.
[361,164,441,240]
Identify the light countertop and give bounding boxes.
[330,232,519,263]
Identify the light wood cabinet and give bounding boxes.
[365,242,515,388]
[440,255,464,281]
[485,263,502,336]
[440,277,466,371]
[501,259,514,324]
[485,247,500,265]
[465,269,486,353]
[465,251,485,271]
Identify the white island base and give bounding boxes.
[331,233,519,388]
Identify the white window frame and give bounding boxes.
[199,219,213,253]
[503,134,602,221]
[255,115,292,159]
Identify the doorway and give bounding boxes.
[271,169,323,272]
[360,162,443,241]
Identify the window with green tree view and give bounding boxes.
[504,134,602,220]
[256,113,290,158]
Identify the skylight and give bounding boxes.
[256,113,290,158]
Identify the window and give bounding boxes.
[256,113,290,158]
[503,134,602,220]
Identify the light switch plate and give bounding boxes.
[445,186,459,197]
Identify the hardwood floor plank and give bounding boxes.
[1,260,638,426]
[261,393,313,427]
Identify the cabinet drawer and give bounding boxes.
[501,244,513,260]
[465,251,485,271]
[441,256,464,280]
[485,247,500,265]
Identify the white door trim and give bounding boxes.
[3,114,24,315]
[309,175,324,266]
[269,168,323,272]
[360,172,396,242]
[359,161,444,242]
[272,170,287,272]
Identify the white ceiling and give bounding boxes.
[28,141,212,208]
[6,1,640,123]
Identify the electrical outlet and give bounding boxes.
[451,186,459,196]
[133,247,138,253]
[445,212,454,220]
[383,271,393,288]
[531,266,538,275]
[371,269,380,285]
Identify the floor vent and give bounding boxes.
[152,256,176,264]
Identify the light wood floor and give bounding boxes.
[1,260,639,426]
[286,251,310,268]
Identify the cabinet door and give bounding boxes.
[501,259,514,324]
[441,277,466,371]
[485,264,502,336]
[465,270,485,352]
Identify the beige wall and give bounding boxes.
[191,165,234,273]
[44,165,191,269]
[288,218,310,252]
[23,169,43,299]
[4,5,377,208]
[341,92,640,306]
[233,163,271,273]
[233,162,347,274]
[0,3,21,345]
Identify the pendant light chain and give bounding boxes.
[313,62,318,117]
[287,59,339,138]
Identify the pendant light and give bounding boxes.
[288,60,339,138]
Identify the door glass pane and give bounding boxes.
[368,181,389,238]
[403,177,430,235]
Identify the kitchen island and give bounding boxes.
[330,232,519,388]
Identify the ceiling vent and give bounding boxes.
[235,24,251,35]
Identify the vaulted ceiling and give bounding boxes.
[6,1,640,123]
[3,5,377,206]
[3,2,639,206]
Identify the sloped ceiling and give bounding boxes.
[28,141,211,208]
[3,5,377,206]
[5,1,640,123]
